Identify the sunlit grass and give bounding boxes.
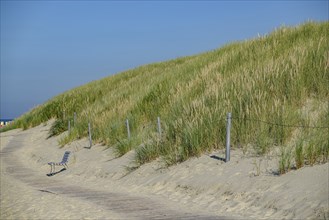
[3,22,328,172]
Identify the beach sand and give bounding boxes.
[1,121,328,219]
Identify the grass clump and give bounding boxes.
[48,118,67,138]
[114,138,139,157]
[294,140,304,169]
[279,146,292,175]
[135,138,163,166]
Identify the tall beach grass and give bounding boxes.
[2,22,328,172]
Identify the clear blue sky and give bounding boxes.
[1,1,328,119]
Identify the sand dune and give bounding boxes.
[1,121,328,219]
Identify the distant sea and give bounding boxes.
[0,119,14,126]
[0,119,14,122]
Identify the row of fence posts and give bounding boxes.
[66,112,232,162]
[124,117,163,141]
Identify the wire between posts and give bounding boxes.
[231,117,329,129]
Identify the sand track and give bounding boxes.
[1,130,228,220]
[1,123,328,219]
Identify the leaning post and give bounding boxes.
[225,112,232,162]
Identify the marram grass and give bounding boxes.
[2,22,328,172]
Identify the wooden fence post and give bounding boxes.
[88,122,92,148]
[74,112,77,126]
[126,119,131,139]
[157,116,162,138]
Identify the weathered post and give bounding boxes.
[225,112,232,162]
[68,120,71,135]
[126,119,131,139]
[157,116,162,138]
[88,122,92,148]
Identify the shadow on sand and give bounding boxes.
[47,168,67,177]
[210,155,226,162]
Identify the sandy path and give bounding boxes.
[1,122,328,219]
[0,128,229,219]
